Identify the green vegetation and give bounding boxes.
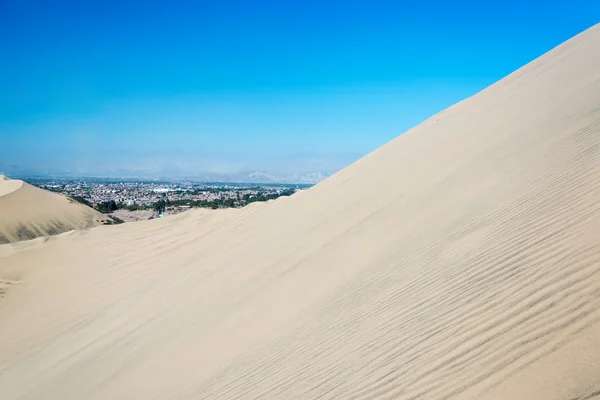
[90,188,297,215]
[96,200,119,213]
[162,188,296,210]
[70,195,93,208]
[154,199,167,212]
[102,216,125,225]
[244,188,295,204]
[111,216,125,224]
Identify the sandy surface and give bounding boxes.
[1,24,600,400]
[109,208,191,223]
[0,178,111,244]
[109,209,156,223]
[0,175,23,197]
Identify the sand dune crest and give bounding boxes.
[0,178,111,244]
[0,175,23,197]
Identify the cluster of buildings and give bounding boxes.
[30,178,304,209]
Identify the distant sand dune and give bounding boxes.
[1,24,600,400]
[0,175,23,197]
[0,176,111,244]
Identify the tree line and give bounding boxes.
[86,188,296,214]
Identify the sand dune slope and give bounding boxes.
[0,176,111,244]
[2,24,600,400]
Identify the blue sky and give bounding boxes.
[1,0,598,178]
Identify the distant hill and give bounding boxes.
[0,175,113,244]
[179,171,332,184]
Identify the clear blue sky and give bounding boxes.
[1,0,598,178]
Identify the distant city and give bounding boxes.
[26,177,313,222]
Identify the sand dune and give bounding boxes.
[0,175,111,244]
[1,24,600,400]
[0,175,23,197]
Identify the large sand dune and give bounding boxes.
[1,24,600,399]
[0,176,111,244]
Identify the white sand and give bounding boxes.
[109,209,156,223]
[0,175,23,197]
[0,179,111,243]
[1,24,600,400]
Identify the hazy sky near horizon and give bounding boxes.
[1,0,599,177]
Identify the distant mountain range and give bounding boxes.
[1,156,338,184]
[188,171,332,184]
[1,164,332,184]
